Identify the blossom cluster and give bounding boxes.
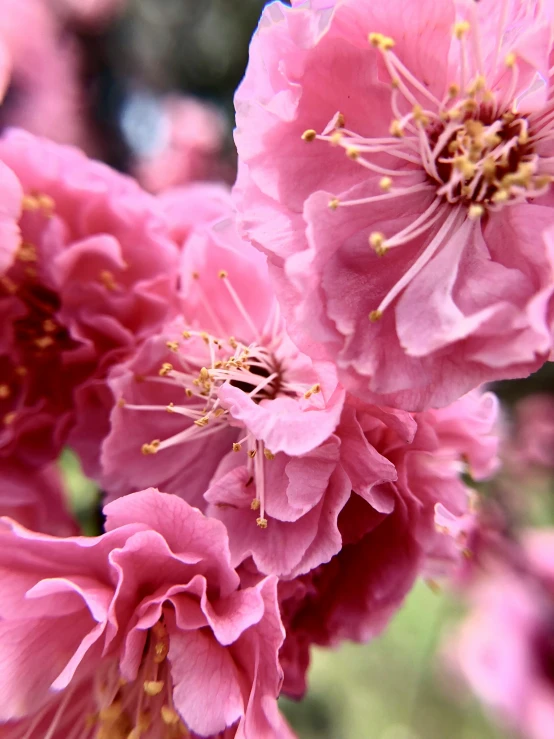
[1,0,553,737]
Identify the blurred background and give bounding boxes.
[6,1,553,736]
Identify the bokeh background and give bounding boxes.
[10,1,553,736]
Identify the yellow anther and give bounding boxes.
[166,341,179,352]
[213,408,225,418]
[518,129,529,145]
[454,156,476,180]
[369,232,387,255]
[185,388,193,398]
[117,397,126,408]
[328,198,340,211]
[468,204,485,220]
[218,270,228,279]
[391,77,400,89]
[200,332,210,345]
[389,119,403,138]
[335,112,345,128]
[159,363,173,377]
[264,448,275,460]
[346,146,360,160]
[256,517,268,529]
[535,175,553,189]
[369,310,383,322]
[463,98,478,113]
[199,367,210,382]
[3,411,16,426]
[34,336,54,350]
[160,706,180,726]
[304,383,321,399]
[301,129,317,142]
[466,75,486,96]
[232,442,242,452]
[412,105,429,126]
[248,449,257,458]
[368,32,395,50]
[379,176,392,192]
[0,384,10,399]
[166,403,174,413]
[425,579,442,594]
[505,51,516,68]
[42,319,57,333]
[453,20,470,39]
[37,194,55,214]
[22,194,39,211]
[448,82,460,98]
[484,132,501,148]
[191,271,199,280]
[141,440,160,455]
[330,131,343,146]
[16,242,37,262]
[251,498,260,511]
[99,270,117,291]
[229,336,238,349]
[182,330,191,339]
[194,416,210,427]
[492,189,510,204]
[143,681,164,696]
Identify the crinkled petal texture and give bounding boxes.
[446,529,554,739]
[0,490,292,739]
[234,0,554,410]
[99,209,346,580]
[0,129,179,468]
[276,388,500,696]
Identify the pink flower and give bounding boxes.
[130,95,228,194]
[100,210,346,577]
[234,0,554,410]
[0,489,293,739]
[446,529,554,739]
[0,129,179,467]
[0,0,91,150]
[0,460,77,536]
[275,389,499,696]
[510,393,554,470]
[0,158,22,275]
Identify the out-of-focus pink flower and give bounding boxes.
[45,0,126,28]
[0,460,77,536]
[274,389,499,697]
[0,0,91,149]
[100,209,347,578]
[130,95,228,194]
[0,129,179,467]
[234,0,554,410]
[446,529,554,739]
[0,159,22,274]
[510,393,554,471]
[0,489,293,739]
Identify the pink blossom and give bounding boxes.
[446,529,554,739]
[0,489,293,739]
[234,0,554,410]
[131,95,228,194]
[0,460,77,536]
[510,393,554,471]
[0,0,91,150]
[45,0,126,28]
[0,129,179,467]
[100,210,346,577]
[275,389,499,696]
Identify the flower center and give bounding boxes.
[300,12,554,321]
[91,619,190,739]
[123,272,320,528]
